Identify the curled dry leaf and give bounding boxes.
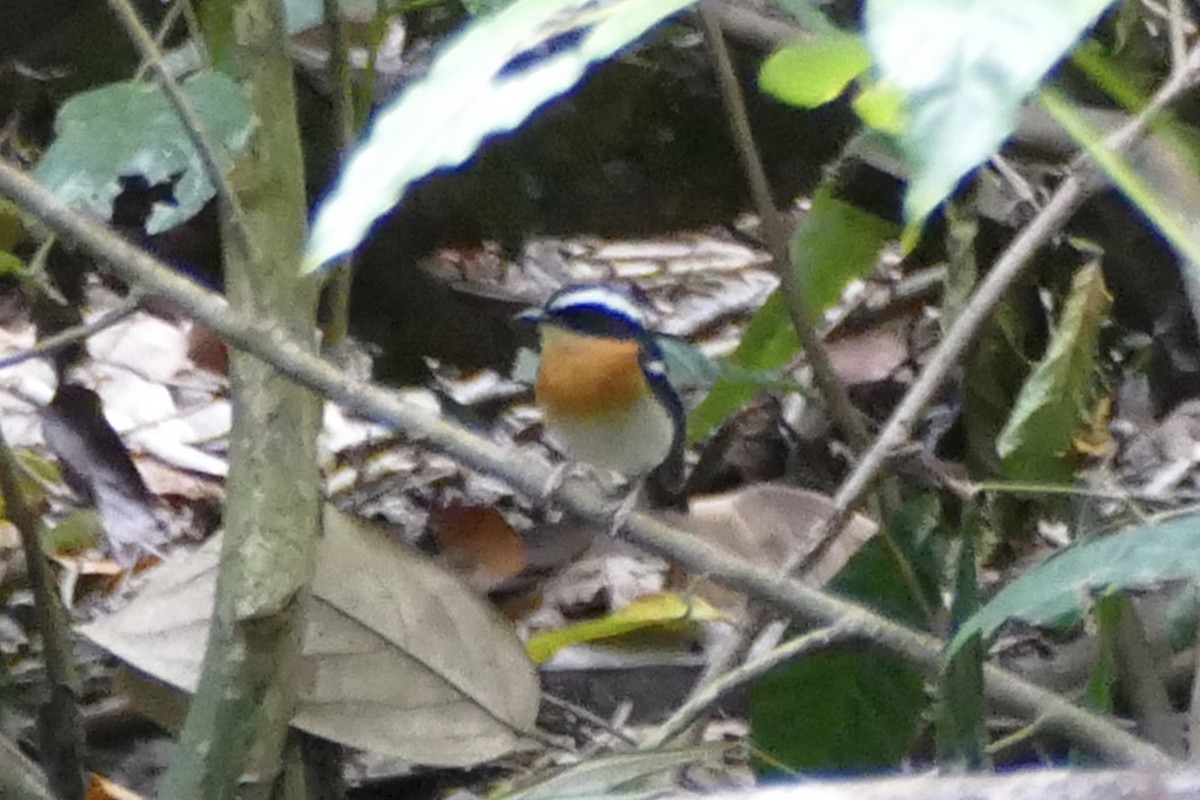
[42,384,168,567]
[429,505,526,594]
[80,506,540,767]
[659,484,877,611]
[84,773,145,800]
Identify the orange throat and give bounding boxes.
[535,328,649,419]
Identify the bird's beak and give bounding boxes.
[514,308,543,326]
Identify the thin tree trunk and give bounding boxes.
[157,1,322,797]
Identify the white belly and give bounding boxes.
[544,392,675,476]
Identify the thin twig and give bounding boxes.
[1114,596,1184,757]
[0,430,85,800]
[696,4,948,634]
[697,2,870,456]
[639,624,851,750]
[321,0,357,344]
[0,160,1172,765]
[105,0,256,259]
[541,692,639,747]
[133,0,188,81]
[1169,0,1190,76]
[0,295,142,371]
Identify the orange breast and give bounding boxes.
[535,328,648,419]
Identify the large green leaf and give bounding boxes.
[687,184,896,438]
[302,0,698,271]
[33,71,253,235]
[996,262,1110,482]
[751,649,925,773]
[750,496,938,773]
[947,514,1200,658]
[863,0,1117,222]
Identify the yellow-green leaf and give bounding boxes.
[759,33,870,109]
[996,262,1111,481]
[526,592,724,664]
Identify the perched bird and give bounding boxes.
[521,283,686,510]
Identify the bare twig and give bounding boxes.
[321,0,357,344]
[541,692,639,747]
[0,430,85,800]
[0,295,142,371]
[105,0,256,258]
[698,4,945,635]
[0,161,1172,765]
[132,0,188,80]
[697,2,869,456]
[1115,596,1183,758]
[1169,0,1190,76]
[639,624,851,750]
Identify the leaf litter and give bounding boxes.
[0,223,910,792]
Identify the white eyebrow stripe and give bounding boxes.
[547,287,646,325]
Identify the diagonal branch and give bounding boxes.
[0,159,1172,766]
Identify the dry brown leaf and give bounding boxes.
[80,506,540,767]
[826,323,911,386]
[429,505,525,593]
[84,774,146,800]
[660,484,877,611]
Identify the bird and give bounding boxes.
[520,283,687,512]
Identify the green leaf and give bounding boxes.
[686,185,896,438]
[796,186,899,314]
[759,32,869,109]
[525,592,723,664]
[947,513,1200,658]
[302,0,699,271]
[996,261,1110,481]
[751,649,925,773]
[935,511,987,771]
[1083,590,1121,713]
[852,79,905,135]
[41,510,104,556]
[864,0,1117,222]
[33,71,253,235]
[0,252,22,278]
[961,283,1036,476]
[0,198,27,253]
[773,0,838,36]
[831,494,943,630]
